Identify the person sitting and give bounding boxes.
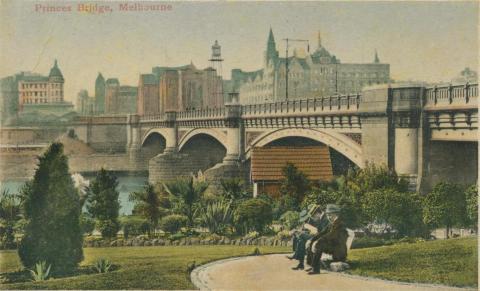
[291,227,311,270]
[302,204,331,270]
[308,204,348,275]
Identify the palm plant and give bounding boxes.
[93,258,112,273]
[198,200,233,234]
[220,178,249,202]
[29,261,51,281]
[164,178,208,227]
[129,183,166,235]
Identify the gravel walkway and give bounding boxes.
[191,254,472,290]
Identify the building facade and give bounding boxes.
[233,30,390,104]
[0,60,74,124]
[95,73,106,114]
[75,89,96,115]
[104,78,138,115]
[137,63,223,116]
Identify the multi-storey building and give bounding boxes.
[0,60,74,124]
[95,73,106,114]
[75,89,96,115]
[137,63,223,116]
[104,78,138,115]
[232,29,390,104]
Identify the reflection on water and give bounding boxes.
[0,173,148,215]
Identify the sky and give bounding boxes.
[0,1,478,103]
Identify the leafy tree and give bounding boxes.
[464,184,478,229]
[86,168,120,238]
[340,163,409,226]
[362,189,425,237]
[129,183,168,235]
[279,163,311,208]
[234,198,273,234]
[0,190,22,249]
[164,178,208,227]
[422,182,466,238]
[18,143,83,274]
[160,214,188,233]
[198,200,233,234]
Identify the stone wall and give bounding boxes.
[149,135,226,183]
[422,141,478,192]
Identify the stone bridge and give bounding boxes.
[73,83,478,192]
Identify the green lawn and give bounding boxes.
[0,237,477,289]
[348,237,478,287]
[0,246,289,289]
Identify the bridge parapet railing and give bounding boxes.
[240,94,361,116]
[424,83,478,110]
[176,107,226,120]
[139,113,167,123]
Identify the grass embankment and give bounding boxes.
[0,245,289,289]
[1,237,476,289]
[348,236,478,287]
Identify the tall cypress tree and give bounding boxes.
[18,143,83,274]
[86,168,120,238]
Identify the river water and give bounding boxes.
[0,173,148,215]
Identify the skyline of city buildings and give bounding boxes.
[232,30,390,104]
[1,27,477,124]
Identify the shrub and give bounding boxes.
[169,232,186,241]
[19,143,83,275]
[234,198,273,234]
[160,214,188,233]
[29,261,51,281]
[220,178,250,202]
[279,162,311,208]
[93,258,112,273]
[86,168,120,239]
[79,214,95,235]
[198,200,233,234]
[96,220,120,238]
[279,211,300,230]
[120,216,150,238]
[0,190,22,250]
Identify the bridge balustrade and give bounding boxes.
[240,93,361,117]
[424,83,477,109]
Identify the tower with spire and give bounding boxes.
[374,49,380,63]
[265,28,279,66]
[95,72,106,114]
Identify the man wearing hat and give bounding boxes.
[308,204,348,275]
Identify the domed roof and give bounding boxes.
[49,59,64,80]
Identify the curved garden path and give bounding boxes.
[191,254,469,291]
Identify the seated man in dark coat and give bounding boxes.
[291,228,310,270]
[308,204,348,274]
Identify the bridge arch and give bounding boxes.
[246,128,364,168]
[178,128,227,152]
[141,128,174,146]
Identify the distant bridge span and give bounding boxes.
[72,83,478,192]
